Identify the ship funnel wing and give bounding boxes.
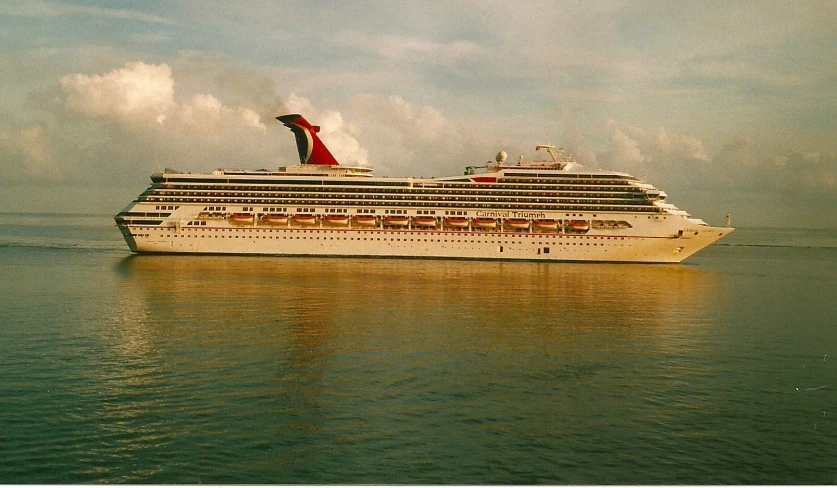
[276,114,340,166]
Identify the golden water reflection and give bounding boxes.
[105,255,730,480]
[113,255,724,361]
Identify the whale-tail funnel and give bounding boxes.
[276,114,339,166]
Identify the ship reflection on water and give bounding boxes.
[108,255,727,482]
[112,255,726,363]
[114,255,723,341]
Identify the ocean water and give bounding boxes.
[0,213,835,484]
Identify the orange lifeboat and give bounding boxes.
[445,217,469,228]
[324,215,350,226]
[534,219,559,230]
[292,214,317,226]
[412,216,437,227]
[384,216,409,226]
[505,218,530,229]
[472,218,497,229]
[568,220,590,231]
[261,213,288,225]
[352,215,377,227]
[229,213,255,224]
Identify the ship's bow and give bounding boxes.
[674,225,734,262]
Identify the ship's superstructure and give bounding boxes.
[115,114,732,262]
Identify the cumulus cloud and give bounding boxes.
[344,94,479,175]
[60,61,266,136]
[599,119,710,178]
[177,93,266,135]
[60,61,175,123]
[7,60,373,190]
[0,57,302,203]
[351,94,448,142]
[606,120,645,168]
[653,127,709,162]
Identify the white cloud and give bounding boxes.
[600,119,710,175]
[351,95,448,143]
[60,61,175,123]
[283,93,316,120]
[60,61,267,138]
[8,60,286,186]
[177,93,266,135]
[652,126,709,162]
[344,94,475,175]
[606,120,645,168]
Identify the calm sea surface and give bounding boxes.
[0,213,835,484]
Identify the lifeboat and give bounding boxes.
[229,213,255,224]
[324,215,350,226]
[292,214,317,226]
[534,219,559,230]
[445,217,469,228]
[261,213,288,225]
[505,218,530,229]
[384,216,409,226]
[352,215,377,227]
[568,220,590,232]
[412,216,437,227]
[472,218,497,229]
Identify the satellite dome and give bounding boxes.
[496,151,507,163]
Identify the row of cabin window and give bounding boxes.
[158,192,651,204]
[153,195,656,206]
[162,189,645,198]
[161,181,640,191]
[144,199,661,213]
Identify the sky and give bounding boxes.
[1,0,835,228]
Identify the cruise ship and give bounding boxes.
[114,113,733,263]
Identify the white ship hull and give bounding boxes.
[117,213,728,263]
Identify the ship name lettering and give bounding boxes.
[511,211,546,219]
[476,211,509,218]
